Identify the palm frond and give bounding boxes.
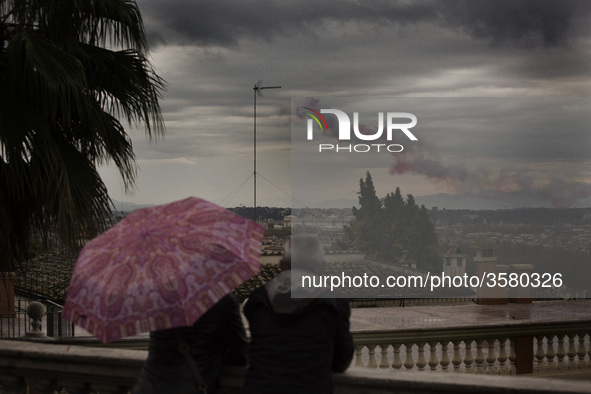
[0,0,166,270]
[7,28,89,126]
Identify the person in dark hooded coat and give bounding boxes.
[132,293,247,394]
[241,234,354,394]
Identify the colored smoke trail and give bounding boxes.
[295,97,591,208]
[390,152,591,208]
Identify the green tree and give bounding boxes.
[382,187,405,259]
[344,172,441,271]
[347,172,383,256]
[404,204,441,271]
[0,0,165,269]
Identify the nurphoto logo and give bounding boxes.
[303,108,418,153]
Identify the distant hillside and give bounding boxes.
[110,199,154,213]
[431,207,591,226]
[111,191,591,213]
[416,192,591,210]
[306,192,591,210]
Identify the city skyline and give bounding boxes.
[99,0,591,210]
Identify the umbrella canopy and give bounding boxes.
[63,197,265,343]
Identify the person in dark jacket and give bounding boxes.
[241,234,354,394]
[132,293,247,394]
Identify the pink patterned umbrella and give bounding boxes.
[63,197,264,343]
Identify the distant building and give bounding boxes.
[285,215,352,230]
[283,215,294,227]
[443,245,467,277]
[471,237,507,304]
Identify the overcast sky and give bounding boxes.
[99,0,591,210]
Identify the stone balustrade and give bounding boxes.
[352,318,591,376]
[0,339,144,394]
[3,301,591,392]
[1,339,591,394]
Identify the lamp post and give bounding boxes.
[253,81,281,223]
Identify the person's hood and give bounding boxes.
[266,269,327,314]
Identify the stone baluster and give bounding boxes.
[546,335,556,368]
[463,340,474,373]
[26,301,47,338]
[556,334,566,367]
[354,344,364,367]
[567,333,577,365]
[474,339,485,373]
[367,344,378,368]
[451,340,462,372]
[416,342,427,371]
[391,343,403,370]
[534,335,546,372]
[404,343,415,370]
[440,341,451,372]
[379,344,390,368]
[497,337,508,374]
[576,333,587,365]
[486,338,497,374]
[428,341,439,371]
[508,338,517,374]
[348,329,591,376]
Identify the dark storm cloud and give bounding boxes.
[438,0,591,46]
[137,0,591,48]
[138,0,433,47]
[108,0,591,207]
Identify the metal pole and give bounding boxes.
[253,85,257,223]
[252,82,281,223]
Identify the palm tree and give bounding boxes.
[0,0,165,272]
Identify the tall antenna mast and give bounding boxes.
[253,80,281,223]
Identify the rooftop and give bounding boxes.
[350,300,591,332]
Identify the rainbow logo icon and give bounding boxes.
[302,107,328,139]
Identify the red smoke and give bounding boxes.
[295,97,591,208]
[390,153,591,208]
